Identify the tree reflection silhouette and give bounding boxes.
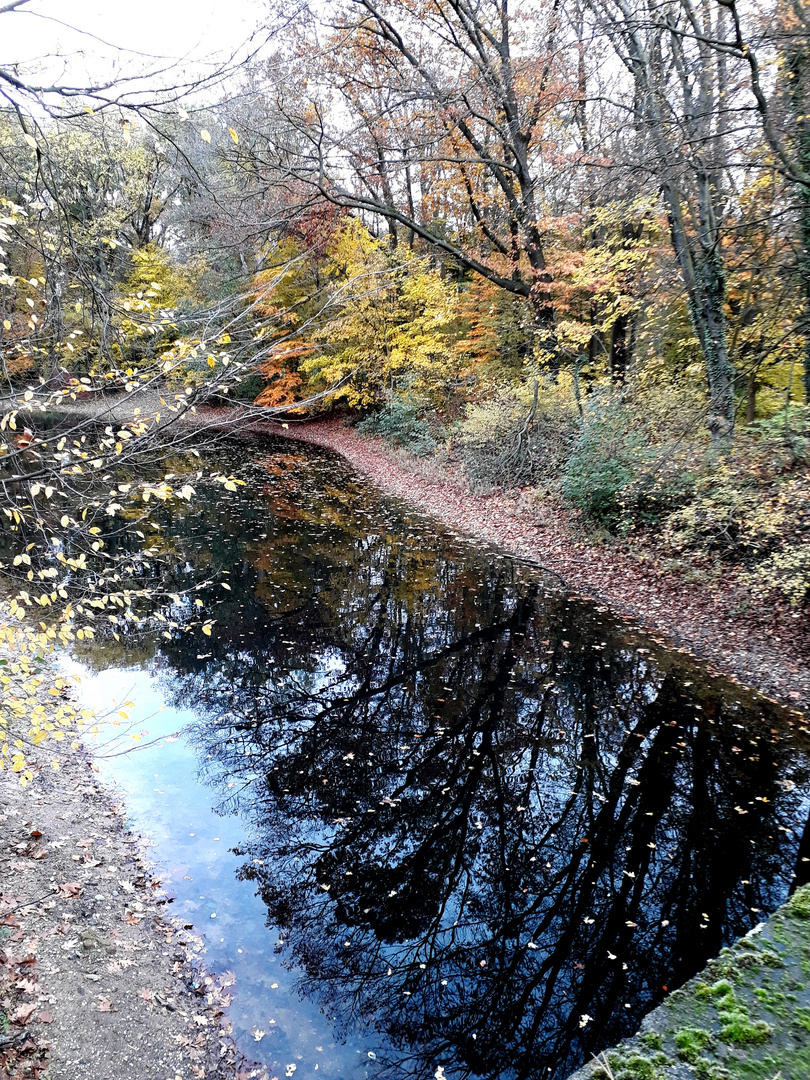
[79,440,810,1080]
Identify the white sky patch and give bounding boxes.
[1,0,263,99]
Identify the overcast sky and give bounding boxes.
[1,0,265,97]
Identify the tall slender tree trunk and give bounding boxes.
[787,44,810,402]
[693,245,735,441]
[664,184,736,442]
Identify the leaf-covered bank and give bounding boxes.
[267,417,810,715]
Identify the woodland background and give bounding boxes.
[1,0,809,631]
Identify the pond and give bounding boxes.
[64,436,810,1080]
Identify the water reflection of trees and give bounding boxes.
[82,441,810,1080]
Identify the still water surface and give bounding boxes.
[65,438,810,1080]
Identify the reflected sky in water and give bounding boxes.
[66,438,810,1080]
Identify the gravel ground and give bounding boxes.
[0,645,257,1080]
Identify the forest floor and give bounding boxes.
[0,651,255,1080]
[261,416,810,716]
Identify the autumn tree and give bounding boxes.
[247,0,579,359]
[582,0,810,436]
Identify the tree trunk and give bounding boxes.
[665,188,736,442]
[745,369,757,424]
[693,246,736,442]
[609,312,633,384]
[789,56,810,403]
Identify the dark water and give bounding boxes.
[71,437,810,1080]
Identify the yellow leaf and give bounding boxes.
[200,129,211,143]
[228,128,239,144]
[202,625,212,636]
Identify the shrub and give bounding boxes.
[662,474,768,557]
[453,378,579,490]
[749,404,810,469]
[561,396,656,527]
[663,466,810,605]
[743,543,810,608]
[356,394,438,455]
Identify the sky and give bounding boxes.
[1,0,266,102]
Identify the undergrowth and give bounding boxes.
[356,372,810,610]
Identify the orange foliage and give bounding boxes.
[254,363,304,408]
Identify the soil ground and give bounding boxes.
[0,647,254,1080]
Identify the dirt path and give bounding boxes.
[0,701,253,1080]
[257,416,810,715]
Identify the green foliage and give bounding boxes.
[356,392,438,455]
[561,400,647,525]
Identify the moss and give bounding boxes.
[675,1026,714,1063]
[719,1010,772,1046]
[638,1032,663,1052]
[785,885,810,920]
[605,1051,663,1080]
[693,1063,731,1080]
[691,979,773,1046]
[617,1055,660,1080]
[716,949,782,979]
[752,983,791,1017]
[694,979,719,1001]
